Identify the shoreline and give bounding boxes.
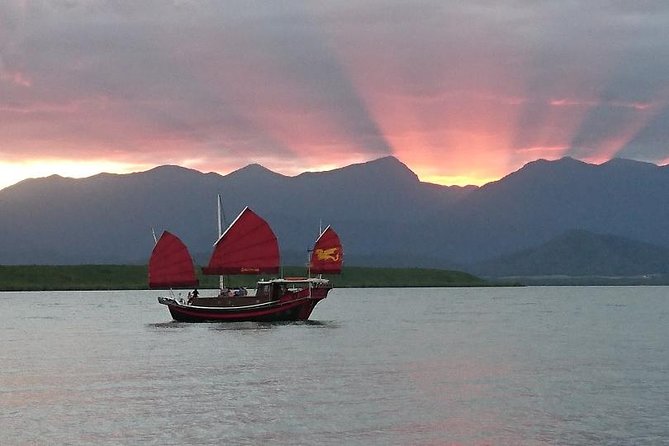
[2,265,665,291]
[0,264,489,291]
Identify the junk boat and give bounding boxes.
[148,206,343,322]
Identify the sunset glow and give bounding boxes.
[0,160,152,190]
[2,2,669,190]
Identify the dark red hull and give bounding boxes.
[158,288,330,322]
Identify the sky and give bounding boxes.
[2,1,669,190]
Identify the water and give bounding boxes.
[1,287,668,445]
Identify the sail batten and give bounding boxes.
[203,207,280,275]
[310,226,343,274]
[148,231,199,288]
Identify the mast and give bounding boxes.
[217,194,225,290]
[217,194,223,239]
[307,223,324,279]
[317,223,323,279]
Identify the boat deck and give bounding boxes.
[190,294,271,308]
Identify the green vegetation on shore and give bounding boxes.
[0,265,486,291]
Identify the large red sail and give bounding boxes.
[310,226,343,274]
[148,231,199,288]
[203,207,280,275]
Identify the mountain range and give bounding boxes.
[472,229,669,278]
[1,155,669,278]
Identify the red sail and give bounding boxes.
[203,207,280,275]
[148,231,199,288]
[310,226,343,274]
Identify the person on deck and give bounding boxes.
[188,288,199,304]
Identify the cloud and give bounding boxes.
[2,0,669,187]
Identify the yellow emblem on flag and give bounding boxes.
[315,247,340,262]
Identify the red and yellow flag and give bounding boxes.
[310,226,343,274]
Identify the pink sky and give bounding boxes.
[2,1,669,190]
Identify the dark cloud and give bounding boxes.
[2,0,669,187]
[618,105,669,162]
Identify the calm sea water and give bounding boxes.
[1,287,667,445]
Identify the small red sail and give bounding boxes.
[148,231,199,289]
[203,207,280,275]
[310,226,343,274]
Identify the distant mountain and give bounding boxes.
[0,157,471,265]
[417,156,669,264]
[2,155,669,270]
[472,229,669,277]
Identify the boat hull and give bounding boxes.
[158,289,329,323]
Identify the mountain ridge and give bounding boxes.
[473,229,669,277]
[417,155,669,264]
[2,156,669,272]
[0,156,471,265]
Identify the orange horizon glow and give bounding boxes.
[3,3,669,193]
[0,160,154,191]
[6,148,669,194]
[0,157,503,191]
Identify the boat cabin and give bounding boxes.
[187,278,331,308]
[256,278,331,301]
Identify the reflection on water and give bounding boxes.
[209,319,339,331]
[1,287,668,445]
[148,319,340,332]
[146,321,192,330]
